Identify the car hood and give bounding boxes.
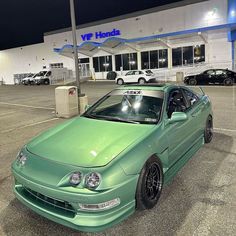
[27,117,155,168]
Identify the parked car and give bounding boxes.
[22,73,36,85]
[184,69,236,86]
[115,70,156,84]
[12,84,213,232]
[32,70,51,85]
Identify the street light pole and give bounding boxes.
[69,0,81,96]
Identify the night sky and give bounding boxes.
[0,0,183,50]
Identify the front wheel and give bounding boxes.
[136,156,163,210]
[117,78,124,85]
[204,116,213,143]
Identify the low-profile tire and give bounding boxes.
[138,78,146,84]
[223,78,233,86]
[189,78,197,86]
[136,156,163,210]
[204,115,213,143]
[117,78,124,85]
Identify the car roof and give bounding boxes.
[116,83,177,91]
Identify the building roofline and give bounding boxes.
[44,0,208,36]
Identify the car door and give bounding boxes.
[124,71,134,83]
[215,69,226,84]
[205,70,216,84]
[164,88,198,166]
[130,71,140,83]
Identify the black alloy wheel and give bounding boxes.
[136,156,163,210]
[204,116,213,143]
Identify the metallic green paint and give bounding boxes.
[12,84,213,232]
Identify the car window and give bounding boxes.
[126,71,134,76]
[167,89,188,118]
[182,89,199,107]
[134,71,140,75]
[139,71,144,74]
[215,70,226,75]
[206,70,215,76]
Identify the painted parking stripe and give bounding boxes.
[1,118,59,133]
[214,127,236,132]
[0,102,54,110]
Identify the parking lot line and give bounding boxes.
[1,118,59,133]
[214,127,236,132]
[0,102,54,110]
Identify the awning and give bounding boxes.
[54,23,236,58]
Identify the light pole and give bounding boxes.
[69,0,81,96]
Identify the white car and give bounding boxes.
[22,73,36,85]
[115,70,156,85]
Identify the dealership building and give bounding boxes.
[0,0,236,84]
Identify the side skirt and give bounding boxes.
[163,135,204,185]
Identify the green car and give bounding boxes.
[12,84,213,232]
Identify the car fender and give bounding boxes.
[117,124,169,175]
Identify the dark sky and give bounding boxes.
[0,0,183,50]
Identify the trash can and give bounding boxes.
[55,86,79,118]
[176,72,184,83]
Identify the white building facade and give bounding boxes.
[0,0,236,84]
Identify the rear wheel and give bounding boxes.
[223,78,233,86]
[44,79,50,85]
[204,116,213,143]
[138,78,146,84]
[189,78,197,86]
[117,78,124,85]
[136,156,163,210]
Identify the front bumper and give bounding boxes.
[12,168,138,232]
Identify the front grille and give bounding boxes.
[19,187,76,218]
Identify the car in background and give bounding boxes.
[22,73,36,85]
[184,69,236,86]
[32,71,51,85]
[115,70,156,85]
[12,84,213,232]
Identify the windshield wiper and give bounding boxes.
[94,115,140,124]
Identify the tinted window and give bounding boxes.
[150,50,158,69]
[167,89,188,118]
[194,45,205,63]
[159,49,168,68]
[115,54,122,71]
[182,89,199,107]
[206,70,215,75]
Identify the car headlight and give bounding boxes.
[85,172,101,189]
[69,172,82,186]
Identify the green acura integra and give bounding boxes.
[12,84,213,232]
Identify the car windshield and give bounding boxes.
[83,89,164,124]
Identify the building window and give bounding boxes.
[115,53,138,71]
[172,45,205,67]
[159,49,168,68]
[150,50,158,69]
[194,45,205,63]
[172,47,182,66]
[79,58,89,64]
[141,51,149,69]
[183,46,193,65]
[141,49,168,69]
[93,56,112,72]
[50,63,63,68]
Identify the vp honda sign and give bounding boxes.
[81,29,121,41]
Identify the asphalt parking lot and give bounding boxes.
[0,82,236,236]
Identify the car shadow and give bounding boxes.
[0,132,233,236]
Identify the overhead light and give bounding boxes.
[231,10,236,17]
[98,46,101,49]
[206,8,218,20]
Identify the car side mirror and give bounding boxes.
[85,104,91,111]
[168,112,188,124]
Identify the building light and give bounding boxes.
[129,60,136,65]
[231,10,236,17]
[205,8,218,20]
